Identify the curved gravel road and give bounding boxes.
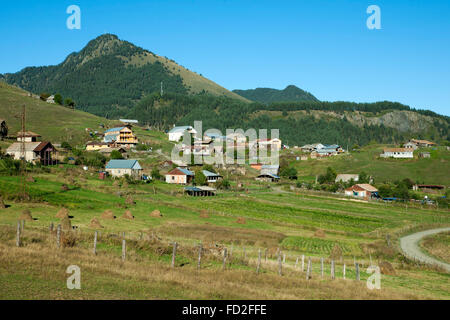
[399,227,450,272]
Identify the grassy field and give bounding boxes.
[420,232,450,264]
[286,144,450,185]
[0,166,449,299]
[0,82,114,145]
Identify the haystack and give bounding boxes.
[26,176,35,183]
[56,208,69,219]
[235,217,246,224]
[150,210,162,218]
[123,210,134,220]
[379,261,396,275]
[125,196,135,205]
[314,229,326,238]
[199,210,209,218]
[19,209,33,221]
[60,215,72,231]
[329,244,343,260]
[89,217,104,229]
[101,210,116,220]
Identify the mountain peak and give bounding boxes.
[233,85,318,104]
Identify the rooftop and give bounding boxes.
[105,159,141,170]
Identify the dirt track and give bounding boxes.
[399,227,450,272]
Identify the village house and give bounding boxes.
[404,141,418,150]
[256,173,280,183]
[16,131,41,142]
[380,148,414,159]
[412,184,445,193]
[410,139,437,148]
[252,138,282,151]
[202,170,223,183]
[419,152,431,158]
[301,143,325,153]
[345,184,378,200]
[119,119,138,126]
[165,167,194,184]
[6,141,57,165]
[335,174,359,183]
[103,126,138,148]
[261,164,280,176]
[86,141,115,151]
[105,159,142,178]
[168,126,197,142]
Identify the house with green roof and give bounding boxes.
[105,159,142,179]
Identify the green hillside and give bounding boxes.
[285,144,450,186]
[0,82,112,145]
[2,34,248,117]
[233,85,319,104]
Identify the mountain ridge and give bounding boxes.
[233,85,318,104]
[1,34,248,117]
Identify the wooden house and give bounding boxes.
[165,167,194,184]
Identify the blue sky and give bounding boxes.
[1,0,449,115]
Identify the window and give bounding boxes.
[172,176,175,180]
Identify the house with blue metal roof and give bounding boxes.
[202,170,223,183]
[105,159,142,178]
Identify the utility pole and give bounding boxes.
[19,105,28,200]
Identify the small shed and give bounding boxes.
[184,186,216,197]
[256,173,280,182]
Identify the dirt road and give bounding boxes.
[399,227,450,272]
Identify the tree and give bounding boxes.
[378,184,393,198]
[61,141,72,150]
[359,171,369,183]
[193,170,207,186]
[64,98,75,109]
[217,178,230,190]
[280,167,297,178]
[54,94,63,105]
[151,167,162,180]
[110,150,123,159]
[0,121,8,139]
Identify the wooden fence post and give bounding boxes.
[49,222,54,232]
[223,248,227,270]
[197,244,202,270]
[355,263,360,281]
[56,224,61,248]
[343,264,346,279]
[301,255,305,272]
[277,252,282,276]
[386,234,391,247]
[21,220,25,232]
[306,257,312,280]
[16,221,21,247]
[283,253,286,264]
[264,248,267,262]
[295,257,299,269]
[331,260,335,280]
[93,231,98,255]
[171,242,177,268]
[122,239,126,261]
[321,257,324,278]
[257,249,261,274]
